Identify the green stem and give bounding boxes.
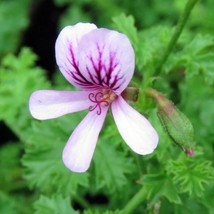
[123,2,199,212]
[156,0,199,73]
[122,186,146,214]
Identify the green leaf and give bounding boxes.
[0,190,33,214]
[84,210,122,214]
[137,26,172,71]
[174,195,210,214]
[165,34,214,85]
[112,14,139,51]
[179,76,214,149]
[0,191,19,214]
[166,153,214,197]
[0,0,30,55]
[0,48,50,138]
[34,195,79,214]
[0,143,25,192]
[22,114,89,196]
[92,126,136,194]
[139,172,182,204]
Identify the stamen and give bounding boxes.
[88,88,116,115]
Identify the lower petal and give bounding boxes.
[29,90,91,120]
[111,96,159,155]
[62,107,108,172]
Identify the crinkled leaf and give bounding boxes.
[0,143,24,192]
[137,26,172,71]
[112,14,139,51]
[166,153,214,197]
[92,130,136,194]
[165,34,214,85]
[139,172,182,204]
[0,48,50,138]
[84,210,122,214]
[174,195,210,214]
[34,195,79,214]
[22,114,89,196]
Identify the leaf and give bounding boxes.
[0,0,30,55]
[165,34,214,85]
[84,210,122,214]
[0,48,50,138]
[139,172,182,204]
[34,195,79,214]
[92,132,136,194]
[174,195,210,214]
[112,14,139,51]
[0,191,19,214]
[179,76,214,148]
[0,190,33,214]
[166,153,214,197]
[22,114,90,196]
[0,143,24,192]
[137,26,172,71]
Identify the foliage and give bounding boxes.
[0,0,30,55]
[34,195,79,214]
[0,1,214,214]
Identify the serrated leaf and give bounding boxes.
[0,143,24,192]
[137,26,172,71]
[92,129,136,194]
[22,114,89,196]
[140,172,182,204]
[174,195,210,214]
[0,190,33,214]
[0,48,50,138]
[165,34,214,85]
[84,210,122,214]
[166,153,214,197]
[112,14,139,51]
[0,191,18,214]
[34,195,79,214]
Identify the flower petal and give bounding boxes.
[62,107,108,172]
[29,90,91,120]
[78,28,135,94]
[55,23,97,89]
[111,96,159,155]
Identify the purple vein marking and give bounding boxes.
[68,45,93,86]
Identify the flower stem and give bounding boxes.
[122,186,146,214]
[156,0,199,73]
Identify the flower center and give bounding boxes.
[88,88,117,115]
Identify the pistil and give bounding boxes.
[88,88,117,115]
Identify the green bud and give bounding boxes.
[145,88,195,156]
[122,87,139,102]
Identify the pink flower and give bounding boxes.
[29,23,159,173]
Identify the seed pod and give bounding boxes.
[146,88,195,156]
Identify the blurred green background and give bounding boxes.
[0,0,214,213]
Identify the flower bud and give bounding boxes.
[145,88,195,156]
[122,87,139,102]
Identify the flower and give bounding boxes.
[29,23,159,173]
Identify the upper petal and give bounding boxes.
[29,90,91,120]
[55,23,97,89]
[111,96,159,155]
[78,28,135,94]
[62,107,108,172]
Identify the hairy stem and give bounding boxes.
[156,0,199,73]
